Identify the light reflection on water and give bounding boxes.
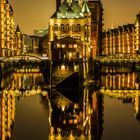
[100,66,140,140]
[0,66,140,140]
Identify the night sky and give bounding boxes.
[9,0,140,34]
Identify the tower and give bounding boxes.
[15,25,22,55]
[81,0,91,42]
[88,0,104,56]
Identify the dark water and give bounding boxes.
[103,96,140,140]
[0,65,140,140]
[11,96,49,140]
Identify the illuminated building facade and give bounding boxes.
[135,13,140,52]
[49,0,92,61]
[49,0,103,60]
[102,24,135,55]
[102,13,140,56]
[0,0,22,57]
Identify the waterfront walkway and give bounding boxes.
[96,54,140,63]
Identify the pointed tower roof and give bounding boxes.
[16,25,22,33]
[81,1,90,13]
[9,5,14,15]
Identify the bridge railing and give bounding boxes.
[0,54,49,62]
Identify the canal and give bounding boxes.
[0,64,140,140]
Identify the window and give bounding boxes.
[54,24,58,31]
[62,44,65,48]
[77,24,81,32]
[72,24,76,32]
[60,24,65,31]
[65,24,70,32]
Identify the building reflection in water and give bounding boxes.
[100,66,140,120]
[0,67,45,140]
[0,90,15,140]
[49,85,103,140]
[1,65,140,140]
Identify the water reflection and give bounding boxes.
[49,87,103,140]
[100,67,140,121]
[0,66,48,140]
[0,90,15,140]
[101,67,138,90]
[0,65,140,140]
[49,66,140,140]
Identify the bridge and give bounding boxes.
[96,54,140,64]
[0,54,49,63]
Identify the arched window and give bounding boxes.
[77,24,81,32]
[72,24,76,32]
[60,24,65,31]
[65,24,70,32]
[54,24,58,31]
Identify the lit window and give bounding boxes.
[74,44,77,48]
[62,44,65,48]
[60,24,65,31]
[54,24,58,31]
[77,24,81,32]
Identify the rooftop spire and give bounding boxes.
[16,25,22,33]
[81,0,90,13]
